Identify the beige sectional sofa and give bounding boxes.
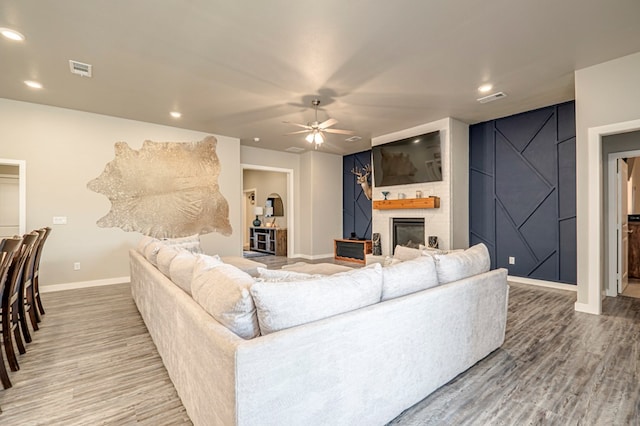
[130,241,509,426]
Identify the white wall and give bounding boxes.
[0,98,241,287]
[371,117,469,255]
[575,51,640,312]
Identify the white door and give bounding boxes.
[0,176,20,238]
[618,159,629,294]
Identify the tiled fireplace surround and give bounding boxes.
[371,118,469,257]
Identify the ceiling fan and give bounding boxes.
[283,99,355,147]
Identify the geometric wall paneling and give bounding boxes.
[558,138,577,219]
[522,115,557,183]
[343,150,372,239]
[469,169,495,244]
[559,217,577,283]
[528,251,559,281]
[469,123,494,173]
[87,136,232,238]
[495,202,538,275]
[557,101,577,142]
[495,132,553,227]
[495,106,553,152]
[469,101,576,284]
[519,193,558,261]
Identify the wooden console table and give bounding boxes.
[334,239,372,264]
[250,227,287,256]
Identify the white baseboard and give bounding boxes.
[574,301,601,315]
[507,275,577,292]
[41,276,130,293]
[291,253,335,260]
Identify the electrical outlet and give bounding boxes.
[73,262,81,271]
[508,256,515,265]
[53,216,67,225]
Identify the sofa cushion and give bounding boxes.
[144,240,165,266]
[191,261,260,339]
[393,245,422,261]
[168,250,197,294]
[169,251,222,295]
[381,255,439,301]
[156,245,180,276]
[250,263,383,335]
[433,243,491,284]
[136,236,156,254]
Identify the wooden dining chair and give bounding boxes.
[32,227,51,322]
[2,232,39,373]
[18,231,41,344]
[0,236,23,389]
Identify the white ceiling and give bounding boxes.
[2,0,640,155]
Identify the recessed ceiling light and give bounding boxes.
[170,111,181,118]
[24,80,42,89]
[478,84,493,93]
[253,137,260,142]
[0,28,25,41]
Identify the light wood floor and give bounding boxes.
[1,261,639,425]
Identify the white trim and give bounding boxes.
[241,164,295,258]
[581,118,640,315]
[0,158,26,235]
[607,150,640,297]
[40,276,130,293]
[507,275,577,292]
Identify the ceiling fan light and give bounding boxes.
[314,132,324,144]
[305,133,315,143]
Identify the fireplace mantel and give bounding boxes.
[373,196,440,210]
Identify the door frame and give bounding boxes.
[0,159,26,235]
[240,164,294,257]
[607,149,640,296]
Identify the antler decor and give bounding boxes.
[351,164,373,200]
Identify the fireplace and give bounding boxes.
[392,218,425,252]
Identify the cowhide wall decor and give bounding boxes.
[87,136,232,238]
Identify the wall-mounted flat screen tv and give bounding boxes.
[372,130,442,187]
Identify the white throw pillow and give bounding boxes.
[393,245,422,261]
[381,255,439,301]
[191,262,260,339]
[169,250,197,294]
[161,234,203,253]
[144,240,164,266]
[136,236,156,254]
[250,263,383,335]
[156,245,180,277]
[433,243,491,284]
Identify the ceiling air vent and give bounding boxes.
[285,146,306,153]
[69,60,92,77]
[477,92,506,104]
[345,136,362,142]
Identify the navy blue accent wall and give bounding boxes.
[343,150,372,240]
[470,101,576,284]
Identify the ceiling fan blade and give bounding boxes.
[324,128,356,135]
[318,118,338,129]
[284,130,312,135]
[283,121,312,130]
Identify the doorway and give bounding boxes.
[0,159,26,238]
[242,188,257,250]
[240,164,294,257]
[608,150,640,299]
